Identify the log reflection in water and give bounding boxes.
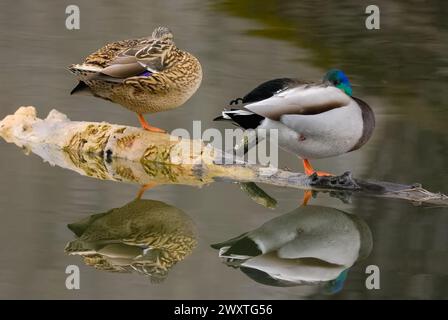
[1,106,447,206]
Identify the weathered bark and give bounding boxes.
[1,106,447,206]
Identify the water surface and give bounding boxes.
[0,0,447,299]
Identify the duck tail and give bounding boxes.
[67,64,102,80]
[70,81,93,96]
[211,232,249,250]
[213,109,264,130]
[212,233,262,263]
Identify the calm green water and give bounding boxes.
[0,0,447,299]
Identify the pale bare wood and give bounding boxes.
[1,106,447,206]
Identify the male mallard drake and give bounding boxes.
[211,205,372,290]
[68,26,203,133]
[214,70,375,176]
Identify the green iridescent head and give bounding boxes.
[323,69,352,96]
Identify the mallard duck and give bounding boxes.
[65,198,197,281]
[211,205,372,290]
[214,70,375,176]
[68,26,202,133]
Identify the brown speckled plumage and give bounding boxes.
[65,199,198,281]
[68,27,202,115]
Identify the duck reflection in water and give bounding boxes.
[212,205,372,293]
[65,199,197,282]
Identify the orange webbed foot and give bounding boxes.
[136,182,158,200]
[137,114,167,133]
[301,190,313,206]
[302,159,334,177]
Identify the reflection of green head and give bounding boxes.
[323,269,349,294]
[323,69,352,96]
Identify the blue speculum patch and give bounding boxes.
[139,71,152,77]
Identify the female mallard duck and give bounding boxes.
[214,70,375,176]
[68,26,202,133]
[65,198,197,281]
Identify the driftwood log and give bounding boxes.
[1,106,447,206]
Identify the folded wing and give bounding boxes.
[245,85,351,121]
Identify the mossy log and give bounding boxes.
[1,106,447,206]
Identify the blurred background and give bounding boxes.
[0,0,447,299]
